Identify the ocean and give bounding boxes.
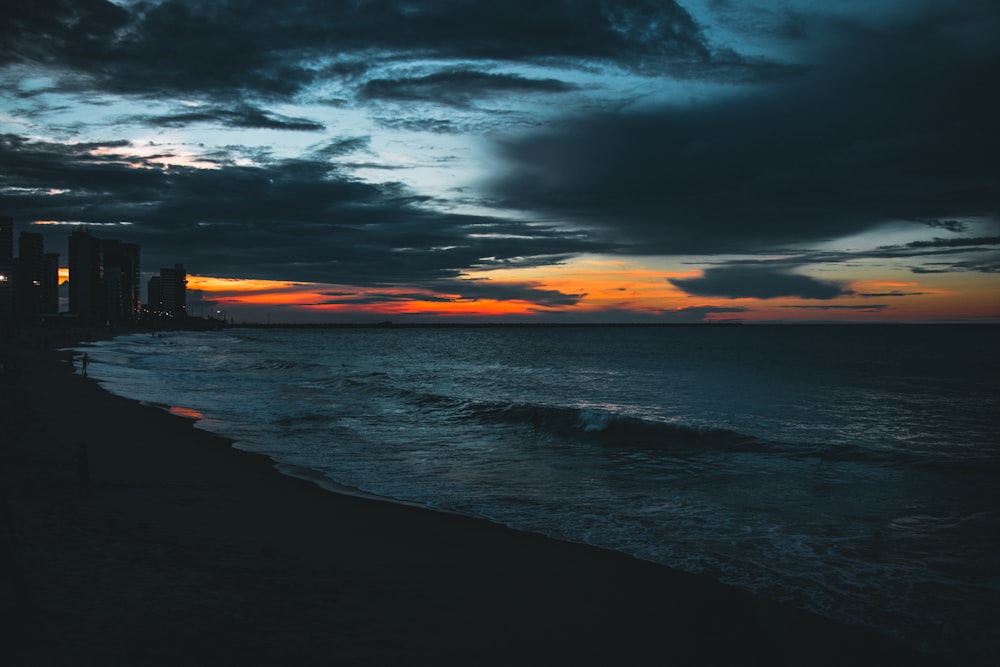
[72,324,999,660]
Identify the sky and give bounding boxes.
[1,0,998,323]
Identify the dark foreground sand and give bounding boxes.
[1,341,946,666]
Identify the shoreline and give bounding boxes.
[1,341,951,665]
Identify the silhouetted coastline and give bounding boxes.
[1,314,225,348]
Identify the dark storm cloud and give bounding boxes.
[925,220,969,234]
[770,234,1000,269]
[706,0,811,43]
[488,4,1000,254]
[1,0,131,66]
[910,255,1000,275]
[373,118,459,134]
[3,0,711,101]
[903,237,1000,250]
[857,291,928,298]
[311,137,371,159]
[435,280,584,306]
[0,133,605,285]
[321,280,583,307]
[679,235,1000,284]
[799,234,1000,276]
[659,305,748,322]
[0,134,164,200]
[360,71,579,107]
[319,292,456,305]
[669,266,850,300]
[664,231,1000,297]
[137,105,326,131]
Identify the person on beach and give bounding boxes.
[81,352,88,378]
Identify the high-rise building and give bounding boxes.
[68,229,103,319]
[160,264,187,317]
[15,231,46,321]
[102,239,140,322]
[146,275,162,316]
[42,252,60,314]
[18,231,43,258]
[0,216,13,326]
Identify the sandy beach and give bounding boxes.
[0,339,946,666]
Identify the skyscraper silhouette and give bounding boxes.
[160,264,187,317]
[68,230,102,320]
[146,275,162,317]
[102,239,141,322]
[16,231,46,320]
[0,216,12,326]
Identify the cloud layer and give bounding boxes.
[669,266,849,300]
[3,0,711,99]
[2,1,999,320]
[488,4,1000,254]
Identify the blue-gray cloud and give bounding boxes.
[903,237,1000,249]
[488,4,1000,254]
[135,104,325,131]
[2,0,713,101]
[670,266,850,300]
[0,134,608,287]
[360,70,580,108]
[320,281,584,307]
[856,291,927,298]
[658,305,749,322]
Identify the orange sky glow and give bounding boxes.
[182,257,1000,323]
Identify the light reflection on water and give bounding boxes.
[168,405,204,420]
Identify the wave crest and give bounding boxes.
[457,400,757,452]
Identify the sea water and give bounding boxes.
[73,325,1000,660]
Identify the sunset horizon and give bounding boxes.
[3,1,997,324]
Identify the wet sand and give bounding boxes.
[0,341,945,665]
